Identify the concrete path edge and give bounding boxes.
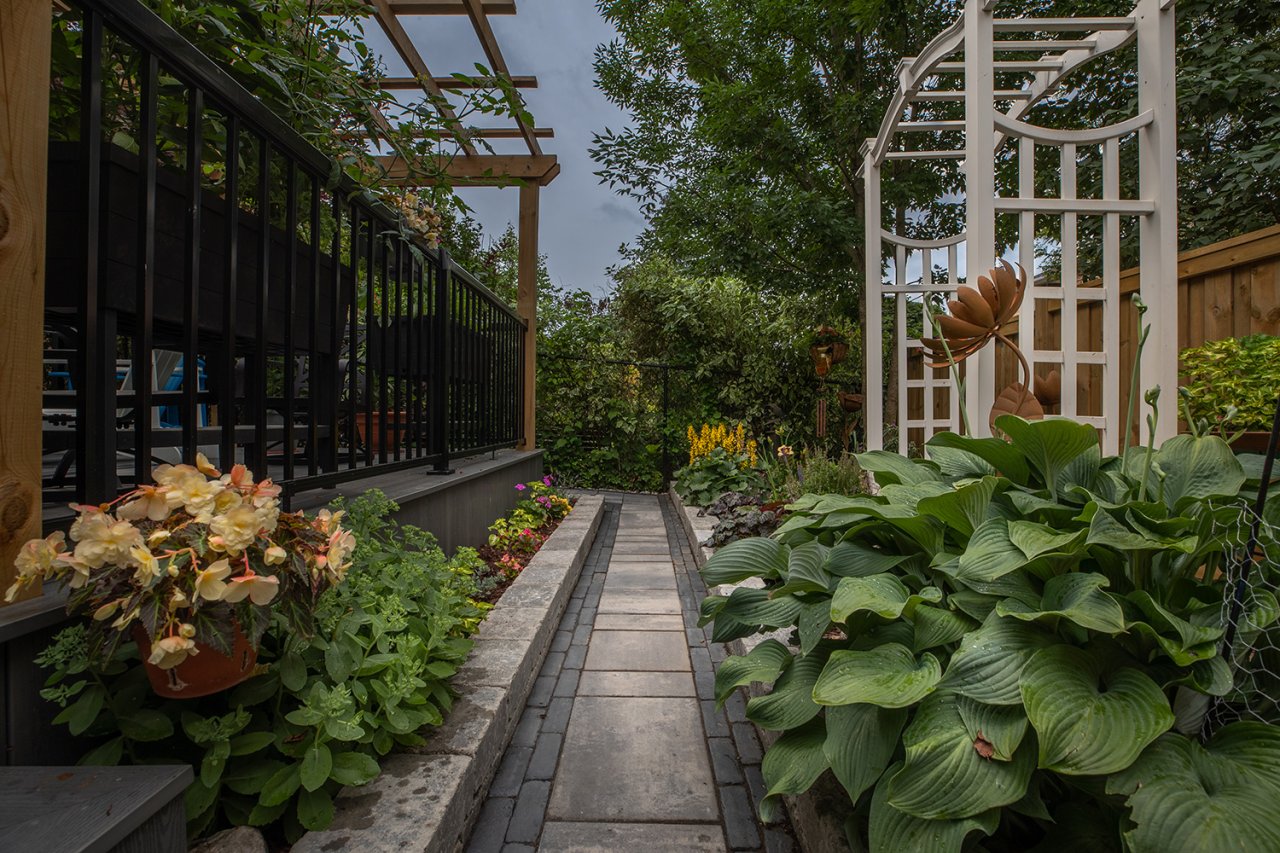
[294,495,606,853]
[667,488,850,853]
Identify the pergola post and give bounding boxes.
[517,182,539,450]
[0,0,51,603]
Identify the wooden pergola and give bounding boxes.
[359,0,558,451]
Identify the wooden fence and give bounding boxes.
[906,223,1280,447]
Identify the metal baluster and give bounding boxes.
[282,162,297,482]
[219,114,239,470]
[308,173,320,477]
[181,90,203,470]
[253,139,270,478]
[133,49,158,488]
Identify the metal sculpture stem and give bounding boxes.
[995,331,1033,413]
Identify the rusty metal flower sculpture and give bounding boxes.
[921,260,1044,429]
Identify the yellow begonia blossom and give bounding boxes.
[130,545,163,585]
[74,517,145,569]
[148,635,198,669]
[264,545,287,565]
[222,570,280,606]
[93,598,123,621]
[117,484,176,522]
[209,505,264,555]
[194,559,233,602]
[195,452,221,477]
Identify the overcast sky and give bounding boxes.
[360,2,644,296]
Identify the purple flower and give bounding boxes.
[542,475,553,486]
[514,483,526,491]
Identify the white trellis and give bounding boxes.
[861,0,1178,454]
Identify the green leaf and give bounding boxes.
[824,541,909,578]
[927,432,1031,485]
[184,778,220,821]
[259,762,303,807]
[759,718,829,822]
[952,519,1028,582]
[230,731,277,756]
[297,786,336,831]
[1087,508,1198,553]
[996,573,1127,634]
[1008,520,1086,559]
[746,652,825,731]
[830,574,941,623]
[916,477,1001,536]
[869,764,999,853]
[720,586,804,628]
[941,615,1052,705]
[798,602,831,656]
[1020,645,1174,775]
[954,695,1029,762]
[813,644,942,708]
[772,541,832,595]
[117,709,174,742]
[701,538,788,586]
[79,736,124,766]
[61,684,106,736]
[994,416,1099,498]
[824,703,906,804]
[1156,434,1247,508]
[857,450,942,486]
[887,691,1035,819]
[913,605,979,653]
[1111,724,1280,853]
[301,741,334,792]
[280,652,307,692]
[201,739,232,787]
[330,751,381,786]
[224,758,287,795]
[714,640,793,706]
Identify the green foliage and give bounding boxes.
[1180,335,1280,431]
[37,491,484,844]
[765,447,866,503]
[699,418,1280,851]
[674,448,765,506]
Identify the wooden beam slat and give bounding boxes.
[378,0,516,13]
[461,0,541,155]
[380,75,538,89]
[377,153,558,182]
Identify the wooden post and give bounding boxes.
[0,0,52,602]
[517,182,538,450]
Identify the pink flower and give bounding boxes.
[542,475,553,486]
[514,483,527,492]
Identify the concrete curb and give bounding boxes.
[667,489,849,853]
[294,495,605,853]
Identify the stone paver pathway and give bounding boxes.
[465,494,794,853]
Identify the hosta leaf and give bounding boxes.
[1087,508,1198,553]
[887,692,1036,819]
[857,450,943,486]
[954,519,1029,582]
[1126,591,1223,665]
[759,718,829,822]
[996,573,1126,633]
[824,703,906,804]
[916,476,1002,537]
[798,602,831,656]
[721,586,804,628]
[879,482,954,511]
[825,541,909,578]
[954,695,1029,762]
[925,444,997,480]
[942,614,1053,705]
[869,766,999,853]
[994,416,1099,498]
[913,605,979,653]
[702,538,789,586]
[747,651,825,731]
[927,431,1031,485]
[948,590,1001,623]
[812,644,942,708]
[1111,724,1280,853]
[830,574,942,623]
[1155,434,1247,509]
[1020,645,1174,775]
[715,639,793,706]
[1008,520,1086,559]
[772,541,832,595]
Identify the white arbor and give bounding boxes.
[861,0,1178,454]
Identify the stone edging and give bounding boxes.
[667,488,849,853]
[294,495,605,853]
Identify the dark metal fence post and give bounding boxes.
[661,365,672,486]
[432,248,451,472]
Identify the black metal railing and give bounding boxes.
[43,0,525,508]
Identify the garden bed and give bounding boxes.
[293,494,605,853]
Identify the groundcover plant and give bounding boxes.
[699,415,1280,852]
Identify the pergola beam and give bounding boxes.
[376,153,559,184]
[378,0,516,12]
[380,74,538,89]
[461,0,541,155]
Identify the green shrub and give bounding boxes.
[699,417,1280,851]
[37,490,484,843]
[1180,334,1280,430]
[674,447,765,506]
[769,447,865,501]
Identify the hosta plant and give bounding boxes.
[699,416,1280,852]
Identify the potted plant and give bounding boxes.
[809,324,851,375]
[1180,334,1280,451]
[7,455,354,698]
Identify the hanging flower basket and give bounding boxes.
[838,391,864,413]
[134,624,258,699]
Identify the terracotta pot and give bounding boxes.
[134,625,258,699]
[1230,431,1277,454]
[838,391,864,413]
[356,410,410,453]
[829,342,849,365]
